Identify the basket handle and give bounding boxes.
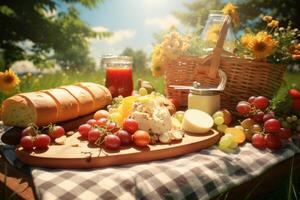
[208,15,231,79]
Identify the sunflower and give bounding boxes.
[248,31,278,59]
[205,24,222,43]
[0,69,20,93]
[222,2,240,27]
[151,60,165,77]
[240,34,254,47]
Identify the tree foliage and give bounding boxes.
[0,0,110,70]
[121,47,148,69]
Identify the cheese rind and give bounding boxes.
[182,109,213,134]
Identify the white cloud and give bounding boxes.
[92,26,108,33]
[145,15,180,29]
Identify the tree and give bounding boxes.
[120,47,148,69]
[0,0,111,70]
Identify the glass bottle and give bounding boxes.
[101,55,133,98]
[200,10,236,53]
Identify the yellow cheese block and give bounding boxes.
[182,109,214,134]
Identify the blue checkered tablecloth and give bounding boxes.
[29,142,299,200]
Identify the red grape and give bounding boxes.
[253,96,269,110]
[278,128,292,139]
[104,134,121,150]
[265,134,282,149]
[264,119,281,133]
[34,134,51,149]
[88,128,101,144]
[78,124,92,138]
[116,130,132,145]
[236,102,251,115]
[21,126,35,138]
[263,112,275,122]
[20,136,34,151]
[87,119,97,126]
[107,122,119,133]
[123,119,139,134]
[132,130,150,147]
[95,118,108,127]
[251,111,264,123]
[251,134,267,149]
[248,96,256,104]
[48,125,65,140]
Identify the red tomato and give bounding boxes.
[123,119,139,134]
[48,126,65,140]
[94,110,109,120]
[132,130,150,147]
[169,98,180,110]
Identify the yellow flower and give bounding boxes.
[0,69,20,93]
[151,60,165,77]
[248,31,278,59]
[240,34,254,47]
[262,15,273,22]
[204,24,222,43]
[222,2,240,26]
[267,20,279,28]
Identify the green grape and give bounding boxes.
[286,116,293,123]
[213,111,224,119]
[138,87,148,96]
[281,121,289,128]
[217,124,228,133]
[174,111,185,123]
[234,125,244,131]
[228,140,238,149]
[214,116,224,126]
[292,115,298,121]
[251,124,262,132]
[218,135,237,153]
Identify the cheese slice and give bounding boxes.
[182,109,213,134]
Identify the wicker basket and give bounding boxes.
[165,16,286,111]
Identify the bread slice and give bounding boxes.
[76,82,112,110]
[1,95,36,127]
[42,89,80,122]
[60,85,95,116]
[18,92,58,126]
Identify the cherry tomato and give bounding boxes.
[265,134,282,150]
[87,119,97,126]
[78,124,92,138]
[116,130,132,145]
[20,136,34,151]
[169,98,180,110]
[88,128,101,144]
[48,125,65,140]
[123,119,139,134]
[264,119,281,133]
[251,134,267,149]
[132,130,150,147]
[95,118,108,127]
[34,134,51,149]
[94,110,109,120]
[21,126,35,138]
[104,134,121,150]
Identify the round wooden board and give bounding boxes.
[16,130,220,169]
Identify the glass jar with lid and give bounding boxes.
[200,10,236,53]
[101,55,133,97]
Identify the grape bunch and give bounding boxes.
[236,96,292,150]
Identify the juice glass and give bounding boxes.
[101,56,133,97]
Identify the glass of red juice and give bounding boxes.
[101,56,133,97]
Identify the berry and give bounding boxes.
[20,136,34,151]
[264,119,281,133]
[48,125,65,140]
[123,119,139,134]
[253,96,269,110]
[34,134,51,149]
[251,111,264,123]
[104,134,121,150]
[88,128,101,144]
[265,134,282,150]
[236,102,251,115]
[132,130,150,147]
[116,130,132,145]
[251,134,267,149]
[78,124,92,138]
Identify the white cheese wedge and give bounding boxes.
[182,109,213,134]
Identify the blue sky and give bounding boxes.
[77,0,191,61]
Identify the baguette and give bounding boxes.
[2,82,112,127]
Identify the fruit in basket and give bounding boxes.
[251,134,267,149]
[253,96,269,110]
[116,130,132,145]
[123,118,139,134]
[34,134,51,149]
[224,128,246,144]
[48,125,65,140]
[20,136,35,151]
[104,134,121,150]
[132,130,150,147]
[218,134,238,153]
[78,124,92,138]
[236,102,251,115]
[94,110,109,120]
[264,119,281,133]
[265,134,282,149]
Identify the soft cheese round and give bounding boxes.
[182,109,214,134]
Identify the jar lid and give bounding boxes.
[101,55,133,65]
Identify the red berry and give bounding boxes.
[123,119,139,134]
[264,119,281,133]
[88,128,101,144]
[104,134,121,150]
[78,124,92,138]
[288,89,300,98]
[20,136,34,151]
[251,134,267,149]
[265,134,282,150]
[34,134,51,149]
[236,102,251,115]
[251,111,264,123]
[116,130,132,145]
[253,96,269,110]
[263,112,275,122]
[248,96,256,104]
[278,128,292,139]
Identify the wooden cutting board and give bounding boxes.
[15,130,220,169]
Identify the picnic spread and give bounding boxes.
[1,3,300,200]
